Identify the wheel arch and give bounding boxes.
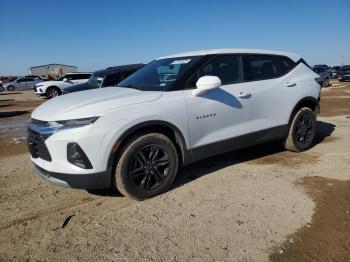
[106,120,191,177]
[288,96,319,126]
[46,86,62,95]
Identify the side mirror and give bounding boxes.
[63,78,68,82]
[192,75,221,96]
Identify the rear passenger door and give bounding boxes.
[242,54,298,134]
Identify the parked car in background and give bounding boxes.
[4,77,43,91]
[28,49,320,200]
[331,66,341,79]
[0,83,4,92]
[338,69,350,82]
[313,66,331,87]
[33,72,91,98]
[313,64,329,69]
[331,65,350,79]
[63,64,144,94]
[26,75,45,81]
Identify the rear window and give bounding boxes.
[243,55,295,81]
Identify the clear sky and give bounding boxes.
[1,0,349,75]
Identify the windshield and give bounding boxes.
[118,56,202,91]
[88,74,104,88]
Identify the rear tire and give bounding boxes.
[46,87,61,99]
[114,133,179,200]
[7,85,15,91]
[285,107,316,152]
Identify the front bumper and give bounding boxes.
[33,164,111,189]
[34,86,45,95]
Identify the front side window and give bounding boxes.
[60,75,73,81]
[243,55,295,81]
[118,56,203,91]
[88,74,104,88]
[186,55,243,88]
[201,55,243,85]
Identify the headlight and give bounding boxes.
[35,84,44,87]
[48,117,100,129]
[29,117,99,137]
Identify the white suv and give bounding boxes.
[28,49,321,200]
[34,72,91,98]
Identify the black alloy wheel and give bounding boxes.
[285,107,316,152]
[114,133,179,200]
[128,144,170,191]
[294,113,314,147]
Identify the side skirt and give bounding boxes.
[190,125,289,164]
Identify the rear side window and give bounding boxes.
[243,55,295,81]
[72,74,91,80]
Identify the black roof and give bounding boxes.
[94,63,144,76]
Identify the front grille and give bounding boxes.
[27,129,52,161]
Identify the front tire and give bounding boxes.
[7,85,15,91]
[285,107,316,152]
[114,133,179,200]
[46,87,61,99]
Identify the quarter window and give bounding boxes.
[243,55,295,81]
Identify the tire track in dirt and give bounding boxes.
[0,197,102,231]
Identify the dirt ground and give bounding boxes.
[0,81,350,261]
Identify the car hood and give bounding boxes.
[32,87,163,121]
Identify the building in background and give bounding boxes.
[28,64,78,79]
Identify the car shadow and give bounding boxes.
[88,120,335,197]
[172,120,335,188]
[0,92,22,96]
[198,88,243,108]
[0,110,29,118]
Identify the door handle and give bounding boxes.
[285,81,297,87]
[238,91,251,98]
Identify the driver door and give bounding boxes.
[183,55,252,161]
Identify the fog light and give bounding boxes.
[67,143,93,169]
